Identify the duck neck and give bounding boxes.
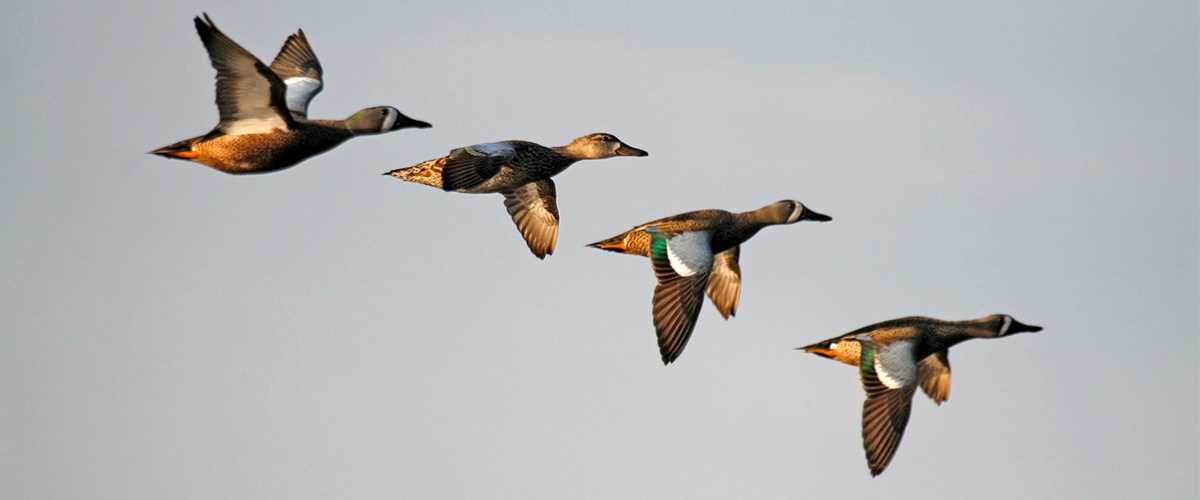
[734,207,785,232]
[961,317,1005,339]
[550,144,590,162]
[722,211,776,247]
[549,143,576,158]
[934,319,998,347]
[309,119,359,138]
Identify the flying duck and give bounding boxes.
[150,14,430,174]
[799,314,1044,476]
[589,200,832,364]
[385,133,648,259]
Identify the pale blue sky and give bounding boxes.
[1,1,1196,499]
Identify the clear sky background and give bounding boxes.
[2,1,1196,499]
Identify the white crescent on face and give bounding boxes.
[664,231,713,277]
[787,202,804,223]
[999,316,1013,336]
[380,108,398,132]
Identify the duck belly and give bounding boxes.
[195,132,338,174]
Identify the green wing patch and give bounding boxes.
[649,231,669,260]
[859,342,876,375]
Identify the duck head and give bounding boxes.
[346,106,431,134]
[560,133,648,159]
[763,200,833,224]
[984,314,1043,337]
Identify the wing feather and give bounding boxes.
[858,341,918,476]
[441,142,514,191]
[648,230,713,364]
[269,28,324,118]
[194,14,293,135]
[502,180,559,259]
[705,246,742,319]
[917,351,952,405]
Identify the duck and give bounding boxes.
[150,14,430,174]
[798,314,1044,476]
[384,133,648,259]
[588,200,832,364]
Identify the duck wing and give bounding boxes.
[194,14,294,136]
[647,229,713,365]
[705,246,741,319]
[441,142,516,191]
[917,350,951,405]
[502,180,559,259]
[857,339,918,476]
[268,28,324,119]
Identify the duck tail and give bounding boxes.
[383,157,444,189]
[586,233,629,253]
[149,136,202,160]
[796,339,836,359]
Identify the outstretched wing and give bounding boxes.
[858,340,918,476]
[269,28,324,119]
[193,14,294,135]
[917,350,951,405]
[706,246,741,319]
[441,142,515,191]
[648,230,713,365]
[502,180,559,259]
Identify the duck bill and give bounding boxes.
[801,208,832,222]
[1009,319,1043,335]
[393,116,432,130]
[615,143,649,157]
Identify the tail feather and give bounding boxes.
[799,343,836,359]
[587,234,628,253]
[797,336,843,359]
[797,335,864,367]
[384,158,444,189]
[150,136,202,160]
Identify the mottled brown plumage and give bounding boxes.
[385,133,648,259]
[158,121,354,174]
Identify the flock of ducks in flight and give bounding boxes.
[150,14,1045,477]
